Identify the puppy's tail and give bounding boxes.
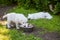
[3,14,7,19]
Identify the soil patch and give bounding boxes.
[42,32,60,40]
[24,27,60,40]
[0,4,16,20]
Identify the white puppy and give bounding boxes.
[28,12,52,19]
[3,13,28,29]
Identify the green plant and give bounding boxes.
[54,2,60,14]
[0,0,12,6]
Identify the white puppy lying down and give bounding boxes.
[3,13,28,29]
[28,12,52,19]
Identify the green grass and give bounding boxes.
[0,25,42,40]
[9,7,38,17]
[0,7,60,40]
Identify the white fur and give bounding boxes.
[3,13,28,29]
[20,23,33,28]
[20,23,29,27]
[28,12,52,19]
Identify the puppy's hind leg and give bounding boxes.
[16,23,20,30]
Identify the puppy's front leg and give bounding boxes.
[7,22,11,29]
[16,23,20,29]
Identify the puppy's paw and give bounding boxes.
[16,28,20,30]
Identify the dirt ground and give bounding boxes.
[25,27,60,40]
[0,5,60,40]
[0,4,16,20]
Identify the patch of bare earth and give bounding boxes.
[42,32,60,40]
[25,27,60,40]
[0,4,16,20]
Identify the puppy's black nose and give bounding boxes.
[28,18,30,20]
[19,23,22,25]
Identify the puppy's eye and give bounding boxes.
[24,26,26,27]
[19,23,21,25]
